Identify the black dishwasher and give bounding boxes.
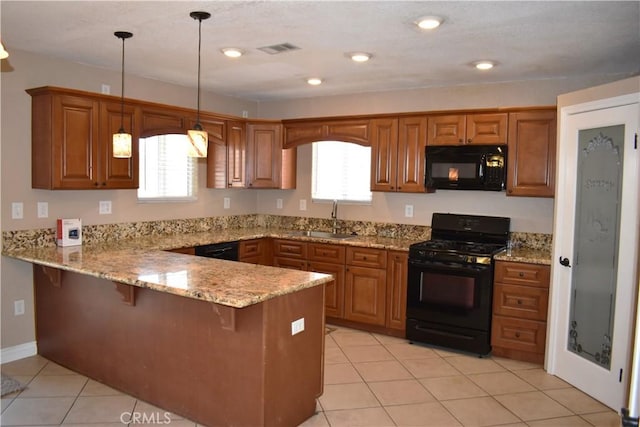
[194,241,239,261]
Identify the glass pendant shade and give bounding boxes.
[0,42,8,59]
[113,130,132,158]
[187,127,208,158]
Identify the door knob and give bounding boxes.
[559,257,572,267]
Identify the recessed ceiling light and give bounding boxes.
[221,48,243,58]
[474,61,495,70]
[416,16,443,30]
[349,52,372,63]
[307,78,322,86]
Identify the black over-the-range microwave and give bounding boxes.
[425,145,507,191]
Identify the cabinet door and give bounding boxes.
[100,101,139,189]
[397,116,427,193]
[52,94,100,189]
[224,121,246,188]
[273,239,307,259]
[370,118,399,191]
[273,257,307,270]
[194,115,227,189]
[309,261,345,318]
[246,122,282,188]
[308,243,346,264]
[345,265,387,326]
[346,247,387,269]
[467,113,508,145]
[427,115,466,145]
[386,251,408,331]
[507,110,557,197]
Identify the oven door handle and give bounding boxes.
[413,324,475,340]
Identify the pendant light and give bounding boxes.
[0,41,9,59]
[113,31,133,158]
[187,11,211,158]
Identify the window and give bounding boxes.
[312,141,372,203]
[138,134,198,202]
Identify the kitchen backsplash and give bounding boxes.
[2,214,551,252]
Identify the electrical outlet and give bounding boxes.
[37,202,49,218]
[242,110,249,118]
[101,84,111,94]
[276,198,283,209]
[223,197,231,209]
[404,205,414,218]
[291,318,305,335]
[14,299,25,316]
[299,199,307,211]
[99,200,112,215]
[11,202,24,219]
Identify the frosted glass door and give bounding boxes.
[568,125,624,369]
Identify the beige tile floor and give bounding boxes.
[1,325,622,426]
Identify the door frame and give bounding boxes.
[547,93,640,409]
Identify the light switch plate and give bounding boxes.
[99,200,112,215]
[14,299,25,316]
[405,205,414,218]
[291,318,305,335]
[37,202,49,218]
[11,202,24,219]
[223,197,231,209]
[101,84,111,94]
[299,199,307,211]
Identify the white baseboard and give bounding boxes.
[1,341,37,364]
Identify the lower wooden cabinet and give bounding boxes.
[491,260,551,364]
[166,247,195,255]
[239,239,270,265]
[386,251,408,331]
[344,247,387,326]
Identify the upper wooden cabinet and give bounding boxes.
[370,116,427,193]
[246,122,296,189]
[507,110,557,197]
[140,107,188,137]
[428,113,508,145]
[226,121,247,189]
[283,119,370,148]
[28,87,139,190]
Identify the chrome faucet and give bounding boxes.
[331,200,339,233]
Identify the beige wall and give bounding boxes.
[0,47,634,351]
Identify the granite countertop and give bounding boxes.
[494,246,552,265]
[2,228,419,308]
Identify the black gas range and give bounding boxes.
[406,213,510,355]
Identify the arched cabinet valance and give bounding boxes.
[283,119,371,148]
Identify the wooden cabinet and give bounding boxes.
[345,247,387,326]
[283,119,370,148]
[491,261,551,364]
[371,116,427,193]
[507,110,557,197]
[28,87,138,190]
[239,239,270,265]
[308,243,346,319]
[246,122,296,189]
[427,113,507,145]
[386,251,408,331]
[226,121,246,188]
[166,247,196,255]
[140,106,188,137]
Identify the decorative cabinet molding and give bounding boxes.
[427,113,508,145]
[507,110,557,197]
[283,119,370,148]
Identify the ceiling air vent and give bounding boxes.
[257,43,300,55]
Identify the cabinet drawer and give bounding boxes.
[239,239,264,258]
[308,243,345,264]
[273,257,307,270]
[273,240,307,259]
[494,261,550,288]
[346,247,387,269]
[493,283,548,321]
[491,316,546,354]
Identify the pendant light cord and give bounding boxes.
[196,16,202,126]
[119,36,126,132]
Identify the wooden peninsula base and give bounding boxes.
[34,265,326,427]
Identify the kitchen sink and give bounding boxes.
[287,230,356,239]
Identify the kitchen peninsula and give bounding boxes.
[3,234,333,427]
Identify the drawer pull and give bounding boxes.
[363,256,368,260]
[517,299,523,305]
[518,272,525,277]
[515,332,521,338]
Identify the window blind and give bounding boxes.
[312,141,372,203]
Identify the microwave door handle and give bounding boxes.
[479,154,486,179]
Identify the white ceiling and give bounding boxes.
[2,1,639,102]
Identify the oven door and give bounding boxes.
[406,259,494,331]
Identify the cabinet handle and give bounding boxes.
[467,138,472,143]
[397,186,401,190]
[458,138,463,143]
[363,256,368,260]
[518,272,525,277]
[102,182,106,186]
[515,332,521,338]
[94,182,99,186]
[517,299,523,305]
